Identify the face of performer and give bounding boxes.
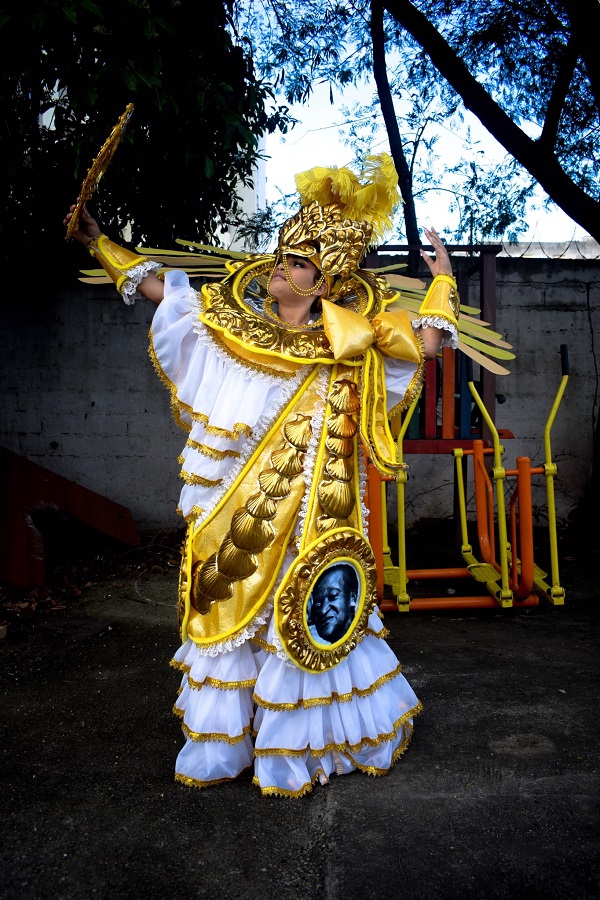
[268,254,326,324]
[310,568,357,643]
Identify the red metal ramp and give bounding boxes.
[0,448,139,589]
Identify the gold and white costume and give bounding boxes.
[147,258,457,796]
[84,153,460,796]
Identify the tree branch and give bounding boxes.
[383,0,600,242]
[539,33,578,152]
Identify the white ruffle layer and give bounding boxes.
[172,610,420,797]
[151,271,421,521]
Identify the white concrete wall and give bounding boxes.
[1,256,598,530]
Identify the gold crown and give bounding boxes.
[277,153,400,281]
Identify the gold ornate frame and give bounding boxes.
[275,528,377,672]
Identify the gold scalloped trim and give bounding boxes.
[253,768,326,798]
[173,704,184,717]
[177,504,205,523]
[170,658,190,673]
[366,625,390,639]
[343,726,416,776]
[188,674,257,691]
[249,636,278,654]
[185,437,241,460]
[205,419,253,440]
[179,469,223,488]
[181,721,253,744]
[175,767,252,791]
[252,662,403,711]
[253,703,421,758]
[209,327,302,379]
[148,331,253,440]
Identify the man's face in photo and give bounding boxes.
[310,566,357,643]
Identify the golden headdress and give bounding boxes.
[277,153,401,281]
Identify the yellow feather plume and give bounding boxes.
[294,152,400,243]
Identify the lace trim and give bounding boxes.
[121,260,161,305]
[252,661,403,711]
[358,445,369,537]
[194,602,274,658]
[253,703,422,758]
[412,315,458,350]
[188,368,312,533]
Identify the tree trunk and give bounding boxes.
[370,0,422,272]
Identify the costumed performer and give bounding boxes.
[64,153,460,797]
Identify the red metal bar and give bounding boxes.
[424,358,438,438]
[441,347,455,439]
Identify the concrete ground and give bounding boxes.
[1,544,599,899]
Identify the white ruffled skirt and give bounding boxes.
[171,611,421,798]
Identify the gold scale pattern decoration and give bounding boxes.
[190,413,313,614]
[274,372,378,672]
[316,375,360,535]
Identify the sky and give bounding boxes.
[263,83,590,244]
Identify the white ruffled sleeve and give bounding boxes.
[150,270,309,523]
[383,356,421,414]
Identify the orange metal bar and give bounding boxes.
[515,456,535,599]
[407,567,471,580]
[441,347,456,439]
[509,482,520,592]
[407,595,539,610]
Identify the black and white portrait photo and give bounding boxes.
[306,563,360,645]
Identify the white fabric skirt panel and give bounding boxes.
[171,616,420,796]
[175,734,255,787]
[173,638,261,788]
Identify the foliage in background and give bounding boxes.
[234,0,599,248]
[0,0,290,280]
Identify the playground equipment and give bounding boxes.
[367,345,569,612]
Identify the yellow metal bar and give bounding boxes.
[453,448,472,552]
[543,370,569,603]
[394,389,422,611]
[467,379,513,606]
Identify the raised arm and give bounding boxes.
[415,227,458,359]
[63,205,165,305]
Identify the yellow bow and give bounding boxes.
[321,299,424,478]
[321,298,421,363]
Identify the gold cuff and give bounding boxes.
[417,274,460,328]
[88,234,151,294]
